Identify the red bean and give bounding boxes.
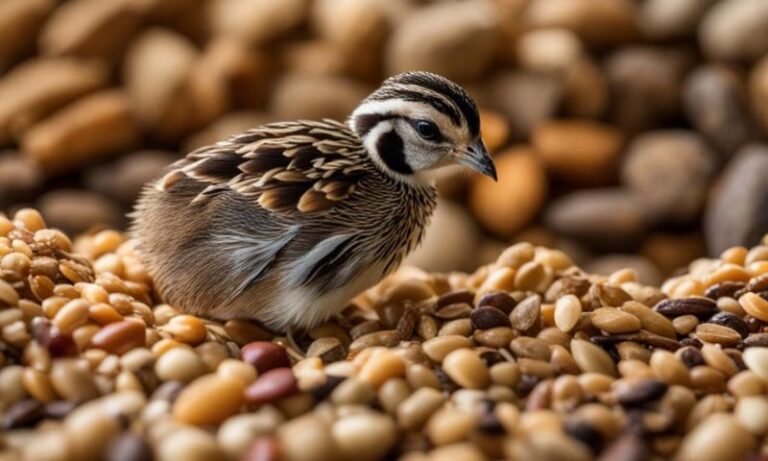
[244,368,298,404]
[241,342,290,374]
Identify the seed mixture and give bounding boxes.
[1,209,768,461]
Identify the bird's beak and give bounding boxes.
[458,139,497,181]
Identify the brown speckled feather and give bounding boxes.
[158,119,372,213]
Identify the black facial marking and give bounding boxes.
[386,88,462,126]
[376,129,412,175]
[354,113,404,137]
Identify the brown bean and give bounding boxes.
[244,368,298,404]
[91,320,146,355]
[241,341,291,374]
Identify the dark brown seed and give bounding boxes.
[478,291,517,314]
[2,399,44,430]
[91,321,146,355]
[614,379,668,407]
[106,432,153,461]
[434,302,472,320]
[308,374,345,401]
[471,306,511,330]
[479,349,505,367]
[241,436,280,461]
[704,281,746,300]
[743,333,768,348]
[241,342,291,374]
[591,331,680,350]
[590,283,632,308]
[244,368,298,404]
[509,295,541,331]
[437,290,475,308]
[707,312,749,338]
[745,274,768,294]
[564,418,603,454]
[654,297,719,318]
[597,433,649,461]
[306,337,345,364]
[677,346,705,369]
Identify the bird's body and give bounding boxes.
[132,72,494,331]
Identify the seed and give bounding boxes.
[442,348,490,389]
[332,412,397,460]
[554,295,582,333]
[422,335,472,362]
[50,359,100,402]
[437,289,475,308]
[397,387,445,430]
[695,323,742,347]
[654,297,719,318]
[91,320,146,355]
[470,305,510,329]
[477,291,516,314]
[728,370,764,397]
[52,299,90,333]
[497,242,535,269]
[743,347,768,382]
[591,307,641,333]
[650,350,691,386]
[157,427,223,461]
[349,330,400,352]
[620,301,676,339]
[426,407,478,446]
[515,261,547,291]
[164,315,207,345]
[590,283,632,308]
[241,341,291,374]
[244,368,298,404]
[358,349,406,387]
[613,378,667,407]
[570,339,616,377]
[676,414,754,461]
[378,378,410,414]
[2,399,44,430]
[173,374,245,426]
[154,347,206,383]
[673,315,698,335]
[511,337,552,361]
[0,279,19,306]
[106,433,153,461]
[406,363,441,390]
[277,414,338,461]
[735,395,768,435]
[707,311,749,338]
[739,292,768,322]
[22,367,57,402]
[509,295,541,331]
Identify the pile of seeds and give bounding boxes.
[1,209,768,461]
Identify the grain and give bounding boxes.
[554,294,582,333]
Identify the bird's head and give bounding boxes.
[349,71,496,183]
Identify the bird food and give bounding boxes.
[2,209,768,460]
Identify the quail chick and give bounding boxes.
[132,71,496,330]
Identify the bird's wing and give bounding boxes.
[159,119,372,214]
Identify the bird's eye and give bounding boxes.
[415,120,438,141]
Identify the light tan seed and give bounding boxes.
[701,344,739,377]
[422,335,472,363]
[695,323,742,346]
[397,387,445,431]
[739,292,768,322]
[52,299,90,333]
[735,396,768,435]
[676,414,754,461]
[173,374,245,426]
[570,339,616,377]
[672,315,698,335]
[728,370,764,397]
[591,307,641,333]
[443,348,490,389]
[620,301,676,339]
[554,295,581,333]
[358,349,406,388]
[650,350,691,386]
[743,347,768,382]
[426,407,479,446]
[515,261,547,291]
[490,361,520,388]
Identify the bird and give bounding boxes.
[131,71,496,331]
